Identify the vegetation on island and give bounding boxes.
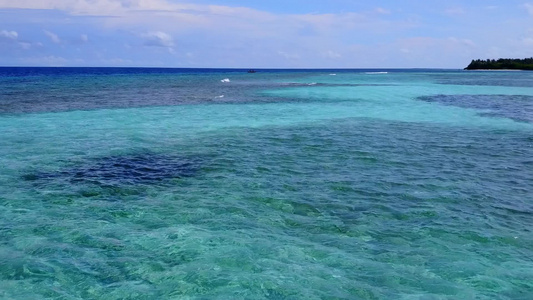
[465,57,533,70]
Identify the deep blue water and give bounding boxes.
[0,67,532,299]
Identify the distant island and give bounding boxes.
[465,57,533,70]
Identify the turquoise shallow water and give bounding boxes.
[0,68,532,299]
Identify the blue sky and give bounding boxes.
[0,0,532,68]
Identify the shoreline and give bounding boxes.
[464,69,525,71]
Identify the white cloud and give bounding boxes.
[0,0,126,16]
[0,29,38,50]
[44,30,61,43]
[141,31,174,48]
[0,0,500,68]
[0,30,18,39]
[0,0,410,35]
[0,0,257,20]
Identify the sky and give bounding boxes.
[0,0,532,68]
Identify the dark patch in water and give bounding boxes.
[430,72,533,88]
[23,153,201,187]
[418,94,533,123]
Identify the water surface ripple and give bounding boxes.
[0,68,532,299]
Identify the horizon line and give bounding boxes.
[0,66,463,70]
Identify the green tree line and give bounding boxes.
[465,57,533,70]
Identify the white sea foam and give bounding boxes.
[329,74,337,76]
[221,78,230,83]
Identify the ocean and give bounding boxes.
[0,67,532,299]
